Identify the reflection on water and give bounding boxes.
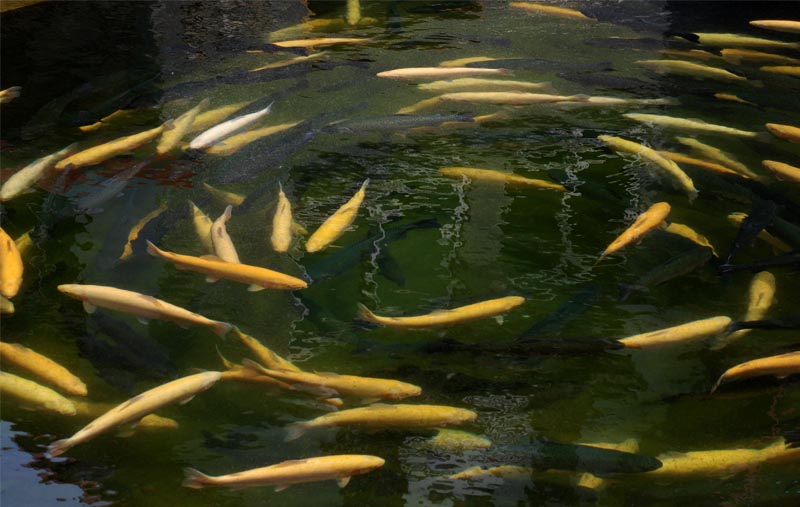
[2,0,800,505]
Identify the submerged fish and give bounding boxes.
[202,182,245,206]
[377,67,512,80]
[0,86,21,103]
[74,401,178,434]
[438,56,498,67]
[517,440,662,475]
[761,65,800,76]
[556,71,656,92]
[438,91,588,105]
[422,429,492,452]
[765,123,800,143]
[189,102,273,150]
[509,2,594,20]
[723,200,778,265]
[711,351,800,393]
[663,222,718,257]
[358,296,525,328]
[717,252,800,274]
[721,48,800,65]
[120,203,168,260]
[676,32,800,50]
[711,271,776,350]
[636,59,748,83]
[182,455,385,491]
[230,326,300,372]
[0,227,24,298]
[0,342,87,396]
[1,295,14,314]
[306,179,369,253]
[619,247,712,301]
[467,58,613,72]
[440,167,566,191]
[763,160,800,183]
[618,316,731,348]
[674,137,756,179]
[271,183,294,253]
[211,205,241,263]
[48,371,222,456]
[0,372,77,416]
[205,121,301,156]
[597,202,672,263]
[156,98,210,155]
[657,151,748,178]
[73,159,149,214]
[726,315,800,332]
[624,113,758,138]
[272,37,373,49]
[250,52,327,73]
[55,123,168,170]
[188,200,214,253]
[418,77,554,93]
[750,19,800,34]
[713,92,757,106]
[0,143,78,201]
[325,114,475,134]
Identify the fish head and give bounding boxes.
[354,455,386,473]
[57,284,84,299]
[451,408,479,424]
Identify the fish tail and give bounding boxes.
[211,321,233,339]
[215,346,237,371]
[285,421,309,441]
[47,438,72,458]
[182,468,213,489]
[356,303,378,323]
[222,204,233,221]
[145,240,162,257]
[360,178,370,191]
[709,374,725,394]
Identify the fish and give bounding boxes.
[306,179,369,253]
[717,252,800,274]
[189,101,251,133]
[726,213,794,254]
[267,17,376,41]
[438,91,588,105]
[726,315,800,332]
[54,123,168,170]
[377,67,512,80]
[623,113,759,138]
[230,326,300,372]
[675,32,800,50]
[674,137,757,179]
[78,109,136,133]
[721,48,800,65]
[202,182,245,206]
[710,271,776,350]
[422,429,492,452]
[750,19,800,33]
[120,203,168,260]
[418,77,555,93]
[763,160,800,183]
[636,59,748,83]
[73,401,178,434]
[324,114,475,134]
[271,183,294,253]
[182,455,385,491]
[47,371,222,457]
[597,136,697,199]
[73,159,149,214]
[357,296,525,329]
[272,37,373,48]
[466,58,613,72]
[657,151,749,178]
[250,52,327,72]
[556,71,656,92]
[440,167,566,191]
[395,97,445,114]
[0,227,24,297]
[711,351,799,393]
[765,122,800,143]
[146,242,308,291]
[618,247,713,301]
[713,92,757,106]
[576,439,641,490]
[449,465,531,481]
[663,223,718,257]
[57,284,232,337]
[216,348,294,390]
[508,2,594,21]
[516,440,662,475]
[189,102,273,150]
[14,230,33,258]
[188,200,214,253]
[562,96,677,107]
[517,285,600,340]
[211,205,241,263]
[0,86,21,103]
[0,342,87,396]
[285,403,477,441]
[723,200,780,265]
[244,359,422,403]
[156,98,210,155]
[0,143,78,201]
[0,372,77,416]
[660,49,723,62]
[205,121,301,156]
[0,295,13,314]
[438,56,498,67]
[761,65,800,76]
[596,202,672,263]
[617,316,732,348]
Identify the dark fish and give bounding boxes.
[717,252,800,274]
[727,316,800,333]
[323,114,475,134]
[503,440,662,476]
[767,215,800,250]
[723,199,777,266]
[376,250,406,286]
[467,58,613,72]
[583,37,668,50]
[62,74,161,127]
[517,285,600,340]
[72,158,150,215]
[619,247,712,301]
[556,71,659,92]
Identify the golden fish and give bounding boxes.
[377,67,512,80]
[146,242,308,291]
[250,53,326,73]
[0,342,87,396]
[205,121,301,156]
[664,222,718,257]
[711,351,800,393]
[0,226,24,297]
[273,37,373,49]
[565,96,677,107]
[674,137,757,178]
[306,179,369,253]
[156,98,210,155]
[267,18,376,41]
[439,91,587,105]
[440,167,566,191]
[217,349,294,390]
[761,65,800,76]
[763,160,800,183]
[182,455,385,491]
[57,284,232,337]
[623,113,758,138]
[202,182,245,206]
[73,401,179,433]
[395,96,444,114]
[713,92,757,106]
[190,102,250,133]
[636,59,748,82]
[357,295,525,329]
[230,326,300,372]
[720,48,800,65]
[711,271,775,350]
[765,122,800,143]
[618,316,731,349]
[597,136,697,199]
[450,465,531,480]
[244,359,422,403]
[14,229,33,258]
[749,19,800,34]
[657,151,749,178]
[509,2,594,20]
[78,109,134,133]
[727,212,792,252]
[188,200,214,253]
[688,32,800,50]
[597,202,672,263]
[286,403,477,441]
[271,183,294,253]
[346,0,360,25]
[211,205,241,263]
[48,371,222,456]
[54,123,168,170]
[438,56,497,67]
[423,429,492,452]
[660,49,723,62]
[1,143,77,201]
[120,203,168,260]
[0,372,77,416]
[0,86,21,103]
[418,78,554,93]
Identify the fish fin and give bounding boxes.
[145,240,161,257]
[247,284,266,292]
[137,317,149,325]
[179,395,196,405]
[274,484,291,492]
[241,358,270,374]
[206,276,219,283]
[337,477,351,488]
[47,439,72,458]
[83,301,97,314]
[285,422,308,441]
[211,321,233,338]
[356,303,378,323]
[182,468,212,489]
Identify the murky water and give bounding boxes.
[1,1,799,506]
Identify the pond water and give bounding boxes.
[1,1,799,506]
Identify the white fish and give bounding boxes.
[189,102,273,150]
[211,205,241,263]
[0,143,77,201]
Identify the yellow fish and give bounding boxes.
[761,65,800,76]
[438,56,497,67]
[0,342,87,396]
[211,205,241,263]
[14,229,33,258]
[273,37,373,49]
[713,92,757,106]
[660,49,723,62]
[509,2,594,21]
[205,121,301,156]
[120,203,168,260]
[250,53,326,73]
[763,160,800,183]
[0,372,77,416]
[188,200,214,253]
[377,67,512,80]
[0,85,21,103]
[217,349,294,390]
[663,222,718,257]
[450,465,531,480]
[306,179,369,253]
[419,78,554,93]
[55,123,168,170]
[230,326,300,372]
[720,48,800,65]
[711,271,775,350]
[765,122,800,143]
[156,98,210,155]
[182,455,385,491]
[749,19,800,34]
[727,213,792,252]
[711,351,800,393]
[423,429,492,452]
[686,32,800,50]
[0,143,77,201]
[202,182,245,206]
[597,202,672,263]
[78,109,134,133]
[73,401,179,433]
[271,183,294,253]
[439,91,587,105]
[674,137,757,178]
[357,296,525,329]
[636,59,748,83]
[48,371,222,456]
[576,439,640,490]
[440,167,566,191]
[624,113,758,138]
[618,316,731,348]
[657,151,748,178]
[0,226,24,297]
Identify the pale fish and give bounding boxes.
[449,466,531,480]
[439,91,588,105]
[438,56,497,67]
[761,65,800,76]
[306,179,369,253]
[0,342,87,396]
[73,401,179,434]
[440,167,566,191]
[596,202,672,263]
[188,200,214,253]
[750,19,800,34]
[423,429,492,452]
[765,123,800,143]
[190,102,250,133]
[664,222,718,257]
[205,121,301,156]
[721,48,800,65]
[286,403,478,441]
[418,78,555,93]
[0,226,24,297]
[636,59,748,83]
[623,113,758,138]
[156,98,210,155]
[0,143,77,201]
[674,137,757,178]
[598,136,697,199]
[357,296,525,329]
[48,371,222,456]
[346,0,360,25]
[509,2,594,21]
[57,284,232,337]
[727,212,792,252]
[272,38,374,49]
[250,52,326,73]
[618,316,732,348]
[146,242,308,291]
[763,160,800,183]
[217,349,294,390]
[711,271,776,350]
[54,123,169,170]
[563,96,678,107]
[230,326,300,372]
[0,86,21,104]
[120,203,168,260]
[377,67,512,80]
[687,32,800,50]
[271,183,293,253]
[202,182,245,206]
[189,102,273,150]
[711,351,800,393]
[713,93,757,106]
[182,455,385,491]
[0,372,77,416]
[657,151,749,178]
[211,205,240,263]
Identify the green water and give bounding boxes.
[1,1,799,505]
